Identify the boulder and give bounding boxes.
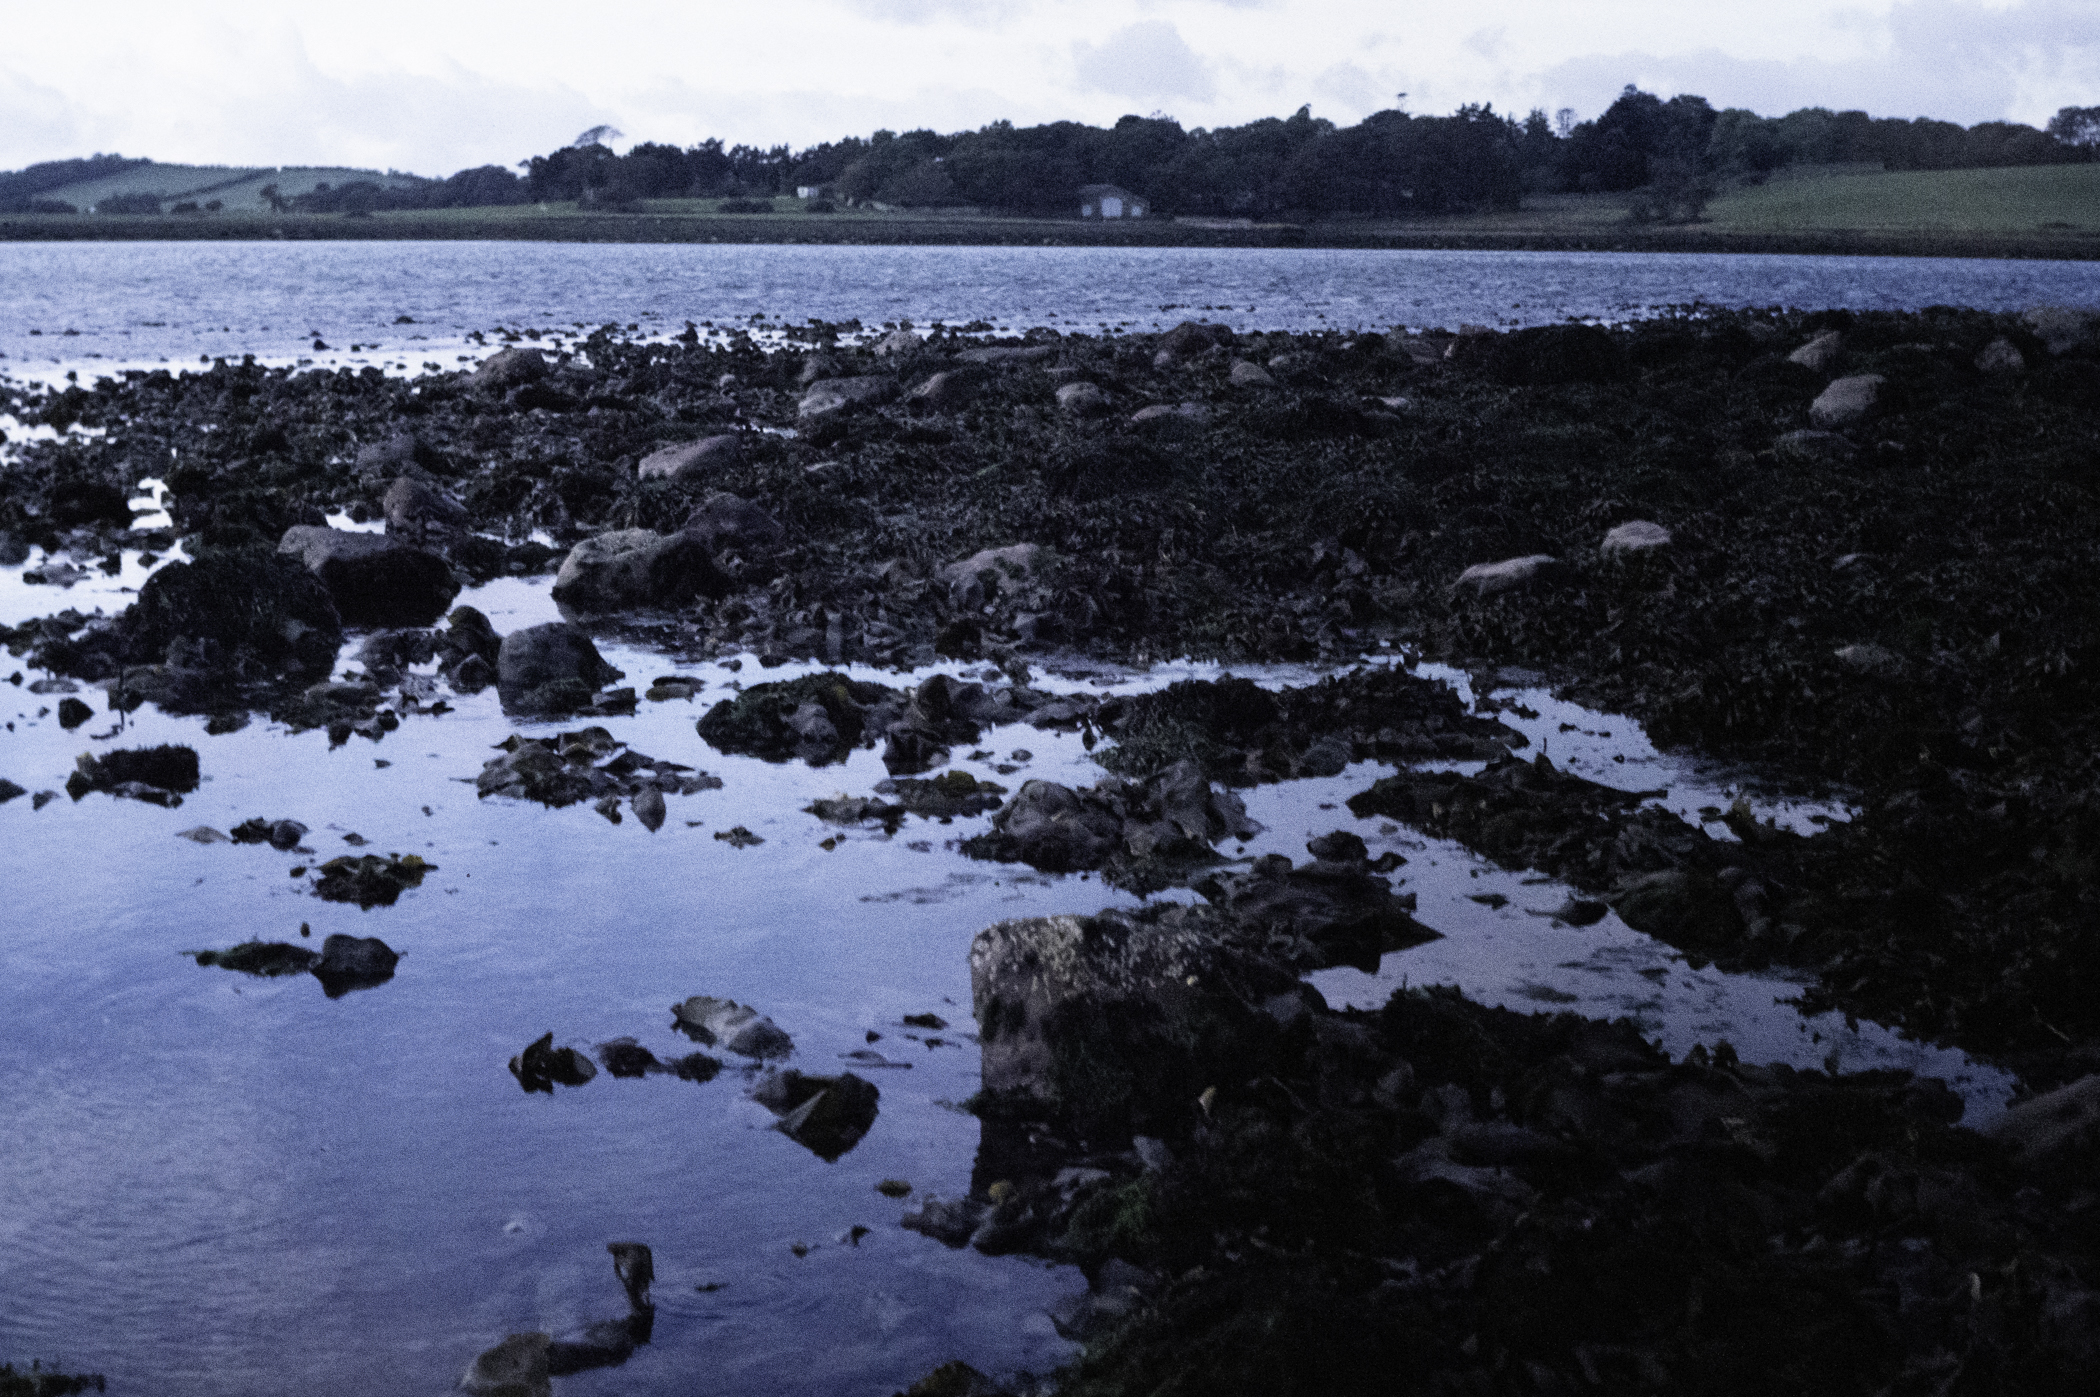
[1152,320,1233,367]
[2022,305,2095,356]
[496,623,624,714]
[1228,359,1277,388]
[1453,554,1561,598]
[1809,374,1885,429]
[1987,1073,2100,1164]
[798,375,898,419]
[941,543,1051,606]
[550,529,727,613]
[1129,402,1210,433]
[381,477,469,536]
[908,370,981,412]
[751,1069,881,1160]
[1773,429,1857,464]
[1600,520,1672,556]
[312,934,399,997]
[1484,323,1623,386]
[1974,337,2026,375]
[1787,330,1843,373]
[353,431,442,483]
[278,526,459,628]
[681,492,783,554]
[637,434,743,482]
[460,1333,553,1397]
[0,530,30,565]
[509,1034,598,1093]
[122,551,342,673]
[670,995,794,1058]
[473,346,548,391]
[870,327,925,358]
[958,344,1053,365]
[1055,381,1110,417]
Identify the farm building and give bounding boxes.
[1078,184,1147,218]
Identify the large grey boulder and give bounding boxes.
[941,543,1051,605]
[1974,337,2026,375]
[496,623,623,714]
[550,529,727,613]
[1152,320,1234,367]
[869,327,924,358]
[638,434,743,481]
[1453,554,1561,598]
[1787,330,1843,373]
[1809,373,1885,429]
[1228,358,1277,388]
[798,375,898,418]
[1600,520,1671,556]
[908,369,981,412]
[381,477,469,536]
[958,344,1053,365]
[682,492,783,554]
[473,346,548,391]
[277,525,459,628]
[2022,305,2095,356]
[1055,381,1110,417]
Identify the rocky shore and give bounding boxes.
[6,303,2100,1394]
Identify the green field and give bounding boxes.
[5,161,2096,258]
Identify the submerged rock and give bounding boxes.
[695,671,903,765]
[312,933,398,996]
[192,941,320,976]
[460,1332,552,1397]
[962,759,1263,891]
[311,853,434,907]
[66,744,199,805]
[750,1069,881,1160]
[670,996,794,1059]
[510,1033,599,1093]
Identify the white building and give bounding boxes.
[1078,184,1147,219]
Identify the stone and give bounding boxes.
[908,370,981,412]
[57,696,92,728]
[460,1332,553,1397]
[941,543,1050,609]
[637,434,743,481]
[312,934,399,996]
[278,526,459,628]
[193,941,320,976]
[632,786,666,831]
[2022,305,2095,356]
[681,493,783,553]
[1809,374,1885,429]
[1453,554,1561,598]
[870,327,924,358]
[0,531,30,565]
[496,623,624,715]
[1601,520,1672,556]
[550,529,727,613]
[1988,1073,2100,1163]
[1975,337,2026,374]
[1833,643,1905,679]
[354,431,442,483]
[510,1033,598,1093]
[751,1069,881,1160]
[122,551,343,673]
[1787,330,1843,373]
[670,995,794,1058]
[473,346,549,391]
[1773,429,1857,464]
[381,477,468,536]
[798,375,898,418]
[1152,320,1233,367]
[69,745,199,800]
[1055,381,1110,417]
[1129,402,1210,432]
[1228,359,1277,388]
[958,344,1052,365]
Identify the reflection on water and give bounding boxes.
[0,556,2016,1392]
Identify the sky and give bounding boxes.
[3,0,2096,176]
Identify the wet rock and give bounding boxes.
[870,328,925,359]
[475,726,713,809]
[353,431,442,483]
[1975,337,2026,374]
[278,526,459,628]
[1055,381,1110,417]
[1193,843,1438,972]
[1453,554,1561,599]
[637,433,743,481]
[696,671,903,765]
[941,543,1051,609]
[231,816,309,849]
[496,623,624,715]
[1773,428,1857,463]
[963,760,1261,891]
[546,1314,651,1377]
[0,779,25,805]
[1152,320,1233,367]
[1834,642,1905,679]
[510,1033,599,1093]
[1788,329,1844,372]
[681,492,783,556]
[381,477,469,537]
[958,344,1053,365]
[875,770,1007,819]
[901,1195,990,1248]
[56,695,92,728]
[1809,373,1885,429]
[751,1069,881,1160]
[671,995,794,1058]
[460,1332,552,1397]
[122,551,343,675]
[594,1038,665,1078]
[714,825,763,847]
[1989,1074,2100,1164]
[0,530,28,565]
[2023,305,2095,356]
[1484,323,1624,386]
[473,346,548,391]
[896,1359,1011,1397]
[549,529,727,613]
[908,370,981,412]
[312,933,398,995]
[1228,359,1277,388]
[799,375,898,418]
[1129,402,1209,434]
[311,853,433,907]
[66,745,199,803]
[632,786,666,831]
[176,825,230,843]
[1600,520,1671,556]
[192,941,319,976]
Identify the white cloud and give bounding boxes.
[1073,20,1218,103]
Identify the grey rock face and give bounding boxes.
[277,525,459,628]
[550,529,727,613]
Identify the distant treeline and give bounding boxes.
[7,94,2096,221]
[0,153,151,213]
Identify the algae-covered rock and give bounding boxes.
[312,933,398,996]
[549,529,727,614]
[695,671,903,765]
[277,525,459,628]
[192,941,320,976]
[963,760,1261,891]
[67,744,199,804]
[670,996,793,1059]
[311,853,433,907]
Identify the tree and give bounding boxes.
[2046,106,2100,147]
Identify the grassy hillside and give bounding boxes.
[1706,161,2100,234]
[29,160,423,212]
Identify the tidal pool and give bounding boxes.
[0,550,2013,1394]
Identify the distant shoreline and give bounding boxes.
[2,211,2096,261]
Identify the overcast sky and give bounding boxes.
[5,0,2095,175]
